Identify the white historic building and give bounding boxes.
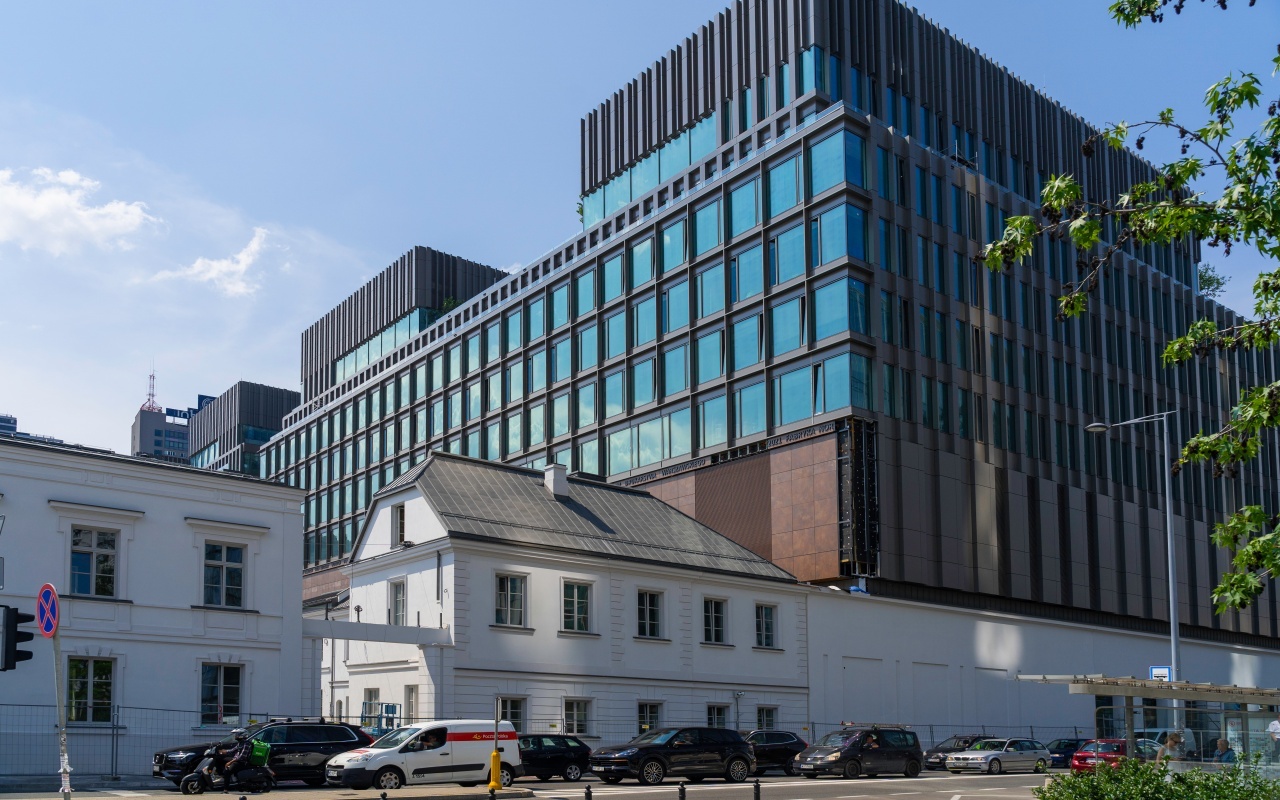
[0,436,309,776]
[323,452,1280,747]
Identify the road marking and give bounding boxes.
[105,794,151,798]
[949,795,962,800]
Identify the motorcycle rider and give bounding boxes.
[219,728,255,783]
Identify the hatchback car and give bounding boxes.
[589,727,755,785]
[1045,737,1089,769]
[924,734,985,771]
[519,734,591,781]
[153,718,372,786]
[1069,738,1160,772]
[945,738,1051,774]
[794,727,924,779]
[742,730,807,775]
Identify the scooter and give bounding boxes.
[179,747,276,795]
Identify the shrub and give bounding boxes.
[1035,757,1280,800]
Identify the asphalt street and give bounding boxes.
[6,772,1051,800]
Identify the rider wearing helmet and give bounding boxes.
[221,728,255,780]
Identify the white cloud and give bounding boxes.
[150,227,270,297]
[0,166,155,255]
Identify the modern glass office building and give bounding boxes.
[266,0,1280,646]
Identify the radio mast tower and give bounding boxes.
[140,370,162,412]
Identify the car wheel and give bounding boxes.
[782,762,797,776]
[496,764,515,787]
[638,759,666,786]
[904,760,921,778]
[304,778,326,787]
[600,776,623,784]
[563,763,583,782]
[725,758,750,783]
[179,776,204,795]
[1034,759,1048,774]
[986,758,1002,775]
[375,766,405,790]
[842,760,861,779]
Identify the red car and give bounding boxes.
[1069,739,1159,772]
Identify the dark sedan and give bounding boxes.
[520,734,591,781]
[1045,737,1089,769]
[923,734,986,771]
[589,727,755,785]
[742,730,807,775]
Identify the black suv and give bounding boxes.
[795,726,923,779]
[924,733,985,770]
[742,730,807,775]
[589,727,756,785]
[519,734,591,781]
[152,718,372,786]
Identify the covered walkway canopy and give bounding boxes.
[1017,674,1280,707]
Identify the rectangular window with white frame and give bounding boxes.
[564,699,590,735]
[394,503,406,544]
[200,663,242,725]
[703,598,726,644]
[500,697,525,732]
[563,581,590,632]
[706,705,729,728]
[756,707,777,730]
[755,603,776,648]
[203,543,245,608]
[361,687,380,727]
[68,657,114,723]
[637,590,662,638]
[389,580,406,626]
[638,702,662,734]
[404,685,417,722]
[495,574,526,626]
[71,528,117,598]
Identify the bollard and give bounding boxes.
[490,788,497,800]
[679,782,687,800]
[585,783,593,800]
[753,779,761,800]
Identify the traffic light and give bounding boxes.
[0,605,35,671]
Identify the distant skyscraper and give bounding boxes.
[128,373,209,463]
[0,414,15,436]
[189,381,300,475]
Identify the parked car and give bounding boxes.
[742,730,807,775]
[588,727,755,785]
[1069,738,1160,772]
[153,717,372,786]
[327,719,523,790]
[945,738,1051,774]
[794,726,924,779]
[1044,738,1090,769]
[519,734,591,781]
[924,734,985,771]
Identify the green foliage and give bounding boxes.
[1197,262,1230,298]
[1036,758,1280,800]
[988,1,1280,610]
[440,297,458,312]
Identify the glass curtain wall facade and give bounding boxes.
[267,0,1280,642]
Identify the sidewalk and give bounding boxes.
[0,775,536,799]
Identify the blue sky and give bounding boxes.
[0,1,1275,452]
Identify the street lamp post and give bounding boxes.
[1086,410,1181,732]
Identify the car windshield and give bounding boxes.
[629,729,677,746]
[935,736,969,749]
[816,730,860,747]
[969,740,1007,751]
[371,728,420,749]
[1046,739,1077,750]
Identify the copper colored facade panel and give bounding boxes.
[692,452,773,561]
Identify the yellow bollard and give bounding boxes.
[487,747,503,792]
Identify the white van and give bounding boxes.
[326,719,523,791]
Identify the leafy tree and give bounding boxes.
[1197,262,1230,299]
[982,0,1280,611]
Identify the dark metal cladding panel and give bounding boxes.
[692,452,773,560]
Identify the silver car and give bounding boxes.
[945,738,1051,774]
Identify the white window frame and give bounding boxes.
[495,572,528,627]
[755,603,777,648]
[562,579,592,633]
[706,704,729,728]
[51,501,142,603]
[389,579,407,626]
[200,662,245,726]
[500,696,526,732]
[67,656,115,724]
[702,597,728,644]
[202,541,247,608]
[404,685,418,722]
[564,698,591,735]
[185,519,266,611]
[70,527,120,599]
[637,589,663,638]
[638,702,662,734]
[756,706,777,730]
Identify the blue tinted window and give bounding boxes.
[733,245,765,301]
[771,297,804,356]
[815,204,867,264]
[697,330,723,384]
[817,353,850,413]
[695,200,722,256]
[604,371,625,418]
[630,238,654,289]
[814,280,848,340]
[506,362,524,402]
[772,367,812,426]
[529,350,547,393]
[553,393,570,438]
[772,225,806,284]
[506,310,523,352]
[528,403,545,446]
[506,412,523,454]
[604,254,624,302]
[576,270,595,316]
[659,129,691,183]
[690,114,718,163]
[632,358,655,406]
[768,156,801,218]
[664,345,688,396]
[733,314,762,370]
[730,179,759,238]
[605,169,631,214]
[697,263,725,318]
[809,130,866,195]
[670,408,691,458]
[735,382,767,438]
[528,299,545,342]
[608,428,632,475]
[634,297,657,345]
[582,190,604,229]
[632,153,659,198]
[486,422,501,460]
[663,280,690,332]
[577,382,596,427]
[662,219,686,273]
[605,312,626,359]
[552,339,572,383]
[578,324,598,369]
[776,63,791,107]
[699,395,727,448]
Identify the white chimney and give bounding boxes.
[544,463,568,499]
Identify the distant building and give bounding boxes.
[0,412,63,444]
[130,408,191,463]
[189,382,301,475]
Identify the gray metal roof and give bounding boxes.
[387,453,793,582]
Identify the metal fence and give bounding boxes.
[0,704,273,777]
